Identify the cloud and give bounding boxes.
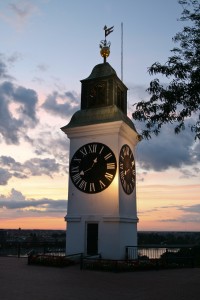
[0,156,62,185]
[0,1,39,31]
[136,119,198,172]
[0,56,70,171]
[160,215,200,224]
[147,203,200,224]
[180,168,199,178]
[7,52,23,65]
[23,158,60,177]
[0,188,66,214]
[179,204,200,214]
[36,63,49,72]
[0,60,9,79]
[138,207,160,216]
[0,79,38,144]
[128,84,200,173]
[0,56,13,80]
[0,168,12,185]
[128,84,149,104]
[42,91,80,118]
[0,52,22,80]
[33,131,70,168]
[10,1,35,19]
[139,202,200,225]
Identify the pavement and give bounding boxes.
[0,257,200,300]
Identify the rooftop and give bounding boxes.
[81,62,117,81]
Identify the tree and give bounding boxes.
[132,0,200,140]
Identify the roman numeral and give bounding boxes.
[72,173,81,184]
[126,184,130,194]
[79,180,87,191]
[89,183,95,192]
[99,180,106,189]
[88,144,97,153]
[123,148,126,156]
[123,180,127,191]
[99,146,104,154]
[80,147,87,156]
[123,145,130,156]
[73,158,81,163]
[104,172,113,181]
[71,166,79,173]
[107,162,115,169]
[120,171,125,181]
[119,163,123,170]
[126,146,130,155]
[104,153,112,160]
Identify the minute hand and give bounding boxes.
[125,168,130,175]
[80,158,97,175]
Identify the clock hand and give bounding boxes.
[80,158,98,175]
[125,168,130,175]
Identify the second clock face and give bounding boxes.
[119,144,136,195]
[70,142,117,194]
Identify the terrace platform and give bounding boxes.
[0,257,199,300]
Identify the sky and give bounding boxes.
[0,0,199,231]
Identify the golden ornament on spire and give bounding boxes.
[99,25,114,63]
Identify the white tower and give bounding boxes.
[61,28,141,259]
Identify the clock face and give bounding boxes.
[70,142,117,194]
[119,144,136,195]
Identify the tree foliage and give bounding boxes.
[132,0,200,140]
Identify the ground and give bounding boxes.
[0,257,200,300]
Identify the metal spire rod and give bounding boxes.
[121,22,123,81]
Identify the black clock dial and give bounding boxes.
[70,142,117,194]
[119,144,136,195]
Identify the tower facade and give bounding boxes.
[61,28,141,259]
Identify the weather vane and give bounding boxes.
[99,25,114,63]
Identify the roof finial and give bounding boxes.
[99,25,114,63]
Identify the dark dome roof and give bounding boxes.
[61,105,138,134]
[81,62,117,81]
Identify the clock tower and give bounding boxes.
[61,26,141,259]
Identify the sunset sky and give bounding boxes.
[0,0,199,231]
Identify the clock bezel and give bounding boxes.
[70,142,117,194]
